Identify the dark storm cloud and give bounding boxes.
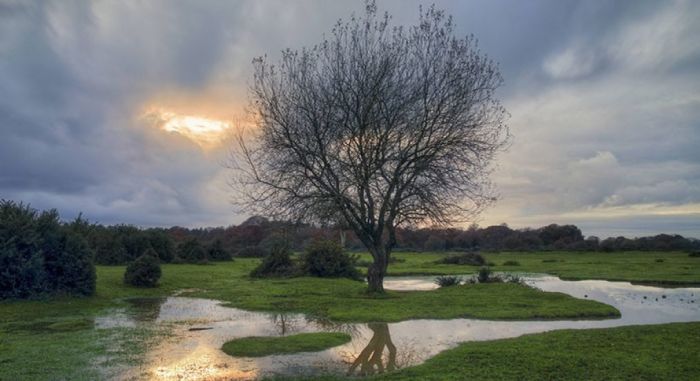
[0,0,698,236]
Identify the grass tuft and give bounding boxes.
[222,332,351,357]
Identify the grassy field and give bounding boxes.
[378,322,700,381]
[0,251,698,380]
[222,332,351,357]
[376,250,700,285]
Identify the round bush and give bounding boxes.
[207,239,232,261]
[124,250,162,287]
[177,238,208,264]
[301,240,360,279]
[250,244,296,278]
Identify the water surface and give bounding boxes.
[99,275,700,380]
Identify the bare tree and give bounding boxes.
[230,2,509,293]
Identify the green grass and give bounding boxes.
[87,261,618,322]
[1,250,697,380]
[270,322,700,381]
[374,322,700,380]
[374,251,700,285]
[222,332,351,357]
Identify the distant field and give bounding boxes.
[363,250,700,285]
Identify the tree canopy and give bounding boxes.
[231,2,509,292]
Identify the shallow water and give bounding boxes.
[99,275,700,380]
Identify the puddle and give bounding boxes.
[99,276,700,380]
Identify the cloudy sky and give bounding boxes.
[1,0,698,238]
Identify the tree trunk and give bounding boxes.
[340,230,347,249]
[367,247,387,293]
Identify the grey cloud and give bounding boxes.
[0,0,698,236]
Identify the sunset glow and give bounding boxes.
[144,108,233,148]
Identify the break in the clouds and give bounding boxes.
[1,0,698,238]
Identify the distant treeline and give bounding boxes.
[5,200,696,300]
[77,218,700,266]
[177,217,699,253]
[4,200,700,273]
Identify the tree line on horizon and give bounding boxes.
[2,200,698,299]
[173,216,699,254]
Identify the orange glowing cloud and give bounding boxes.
[144,107,232,147]
[139,88,246,149]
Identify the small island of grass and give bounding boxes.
[221,332,352,357]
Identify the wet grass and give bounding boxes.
[222,332,352,357]
[371,322,700,380]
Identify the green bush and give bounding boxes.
[177,238,208,264]
[301,240,361,280]
[235,246,267,258]
[689,251,700,258]
[502,260,520,266]
[250,243,296,278]
[435,275,463,287]
[0,200,96,299]
[207,239,232,261]
[147,229,175,263]
[436,252,485,266]
[46,232,96,296]
[477,266,494,283]
[124,249,161,287]
[92,229,127,265]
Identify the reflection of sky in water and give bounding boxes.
[98,276,700,380]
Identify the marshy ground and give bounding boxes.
[1,251,699,380]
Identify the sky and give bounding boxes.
[1,0,699,238]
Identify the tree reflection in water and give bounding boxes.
[125,297,165,322]
[270,313,299,336]
[347,323,397,376]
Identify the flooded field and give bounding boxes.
[98,275,700,380]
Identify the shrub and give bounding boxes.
[655,258,665,263]
[236,246,268,258]
[177,238,208,263]
[0,201,96,299]
[301,240,361,280]
[45,231,96,296]
[502,260,520,266]
[503,273,526,285]
[0,202,47,299]
[250,243,296,278]
[117,225,152,262]
[542,259,558,263]
[436,252,485,266]
[147,229,175,263]
[92,230,127,265]
[208,239,232,261]
[124,249,161,287]
[477,266,493,283]
[689,251,700,258]
[435,275,462,287]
